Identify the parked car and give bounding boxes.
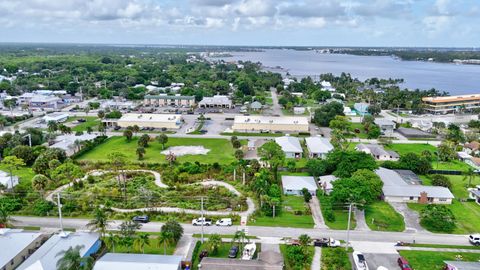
[113,126,121,130]
[313,238,341,247]
[228,246,239,258]
[353,251,369,270]
[77,118,86,123]
[216,218,232,226]
[132,215,149,223]
[469,234,480,246]
[397,257,412,270]
[192,217,212,226]
[199,250,208,261]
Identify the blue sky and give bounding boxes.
[0,0,479,47]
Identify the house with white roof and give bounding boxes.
[305,137,334,159]
[198,95,233,109]
[320,81,335,92]
[0,170,19,189]
[356,144,399,161]
[281,175,318,196]
[93,253,182,270]
[374,119,396,136]
[17,232,101,270]
[275,136,302,158]
[43,112,69,123]
[376,167,454,204]
[0,229,44,270]
[103,113,183,130]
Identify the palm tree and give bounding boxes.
[298,234,311,248]
[134,233,151,254]
[47,120,58,133]
[104,233,120,253]
[56,245,93,270]
[463,168,477,188]
[232,230,249,254]
[206,233,222,255]
[86,207,110,237]
[32,174,49,198]
[0,206,15,228]
[157,231,174,255]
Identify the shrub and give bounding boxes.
[31,200,55,216]
[420,204,456,232]
[431,174,452,189]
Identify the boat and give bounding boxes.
[353,251,370,270]
[241,243,256,260]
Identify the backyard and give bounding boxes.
[76,136,239,164]
[399,250,480,270]
[251,195,315,228]
[364,201,405,232]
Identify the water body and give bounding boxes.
[218,49,480,95]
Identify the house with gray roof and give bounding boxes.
[468,185,480,205]
[305,136,334,159]
[376,167,454,204]
[275,136,302,158]
[374,119,395,136]
[198,95,233,108]
[17,232,101,270]
[249,101,263,111]
[355,144,399,161]
[0,229,44,270]
[93,253,182,270]
[281,175,318,196]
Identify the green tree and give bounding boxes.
[56,245,93,270]
[156,133,168,149]
[235,149,244,160]
[123,129,133,142]
[138,134,150,147]
[157,231,174,255]
[437,142,457,162]
[232,230,249,254]
[258,141,285,181]
[367,124,381,139]
[463,168,477,188]
[329,115,351,133]
[331,169,383,206]
[161,220,184,243]
[420,205,456,232]
[302,188,312,203]
[136,147,146,160]
[0,205,14,228]
[298,234,311,248]
[51,161,85,184]
[205,233,222,255]
[104,233,121,253]
[431,175,452,189]
[326,150,378,178]
[86,207,110,238]
[134,233,151,254]
[1,156,25,190]
[313,102,344,127]
[306,159,328,177]
[47,120,58,133]
[32,174,49,198]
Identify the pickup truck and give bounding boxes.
[192,217,212,226]
[313,238,341,247]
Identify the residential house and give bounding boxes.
[249,101,263,111]
[305,137,334,159]
[281,175,318,196]
[93,253,182,270]
[320,81,335,92]
[275,136,302,158]
[0,229,44,270]
[354,103,369,115]
[293,107,306,115]
[355,144,399,161]
[376,167,454,204]
[464,141,480,155]
[17,232,101,270]
[374,119,395,136]
[468,185,480,205]
[318,175,337,195]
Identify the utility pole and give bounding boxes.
[233,168,236,181]
[57,193,64,232]
[345,203,352,251]
[272,203,276,218]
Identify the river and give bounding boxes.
[215,49,480,95]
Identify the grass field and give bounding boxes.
[0,164,35,191]
[349,123,369,139]
[192,242,260,270]
[364,201,405,232]
[319,195,357,230]
[384,143,437,156]
[76,136,238,164]
[251,196,315,228]
[66,116,100,132]
[321,247,352,270]
[112,235,176,255]
[399,250,480,270]
[409,243,480,250]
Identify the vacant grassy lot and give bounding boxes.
[384,143,437,156]
[399,250,480,270]
[76,136,238,164]
[112,236,177,255]
[280,244,314,270]
[66,116,100,132]
[349,123,369,139]
[251,196,315,228]
[319,195,357,230]
[321,247,352,270]
[364,201,405,232]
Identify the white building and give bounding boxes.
[305,137,334,159]
[320,81,336,92]
[50,134,98,156]
[275,136,302,159]
[356,144,399,161]
[293,107,306,115]
[93,253,182,270]
[198,95,233,109]
[17,232,101,270]
[0,229,44,270]
[232,116,309,133]
[376,167,454,204]
[28,95,62,110]
[282,175,318,196]
[0,170,19,189]
[100,100,137,110]
[43,112,69,123]
[104,113,183,130]
[410,119,433,132]
[374,119,395,136]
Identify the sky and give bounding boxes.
[0,0,479,47]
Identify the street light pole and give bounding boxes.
[345,203,353,251]
[57,193,64,232]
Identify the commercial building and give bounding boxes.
[275,136,302,158]
[143,94,195,107]
[355,144,399,161]
[198,95,233,108]
[305,137,334,159]
[281,175,318,196]
[422,94,480,114]
[100,100,137,110]
[17,232,101,270]
[103,113,183,130]
[293,107,306,115]
[232,116,309,133]
[50,134,98,156]
[374,119,395,136]
[43,112,69,123]
[29,95,62,109]
[0,229,44,270]
[93,253,182,270]
[376,167,454,204]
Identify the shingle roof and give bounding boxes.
[305,137,334,154]
[275,136,302,153]
[281,176,317,191]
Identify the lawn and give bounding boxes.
[432,160,473,172]
[280,244,314,270]
[399,250,480,270]
[420,175,479,198]
[349,123,369,139]
[111,235,176,255]
[319,195,357,230]
[250,196,315,228]
[66,116,100,132]
[76,136,238,164]
[364,201,405,232]
[0,164,35,191]
[384,143,437,156]
[321,247,352,270]
[221,132,284,137]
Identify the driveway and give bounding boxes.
[389,202,426,233]
[269,87,283,116]
[354,209,370,231]
[309,196,328,229]
[351,241,399,270]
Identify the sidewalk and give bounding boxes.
[396,246,480,253]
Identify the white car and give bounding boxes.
[192,217,212,226]
[469,234,480,246]
[216,218,232,226]
[353,251,369,270]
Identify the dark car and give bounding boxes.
[228,246,239,258]
[113,126,121,131]
[77,118,86,123]
[132,215,149,223]
[397,257,412,270]
[199,250,208,261]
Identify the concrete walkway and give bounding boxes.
[389,202,426,233]
[309,196,328,229]
[174,234,194,259]
[396,246,480,253]
[311,246,321,270]
[354,209,371,231]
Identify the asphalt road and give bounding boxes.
[13,216,472,246]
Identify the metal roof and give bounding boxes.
[275,136,302,153]
[234,115,309,126]
[305,137,334,154]
[145,95,194,100]
[0,229,43,268]
[117,113,182,123]
[93,253,182,270]
[281,175,318,191]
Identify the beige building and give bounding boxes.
[104,113,183,130]
[144,95,195,107]
[0,229,45,270]
[232,116,309,133]
[422,94,480,114]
